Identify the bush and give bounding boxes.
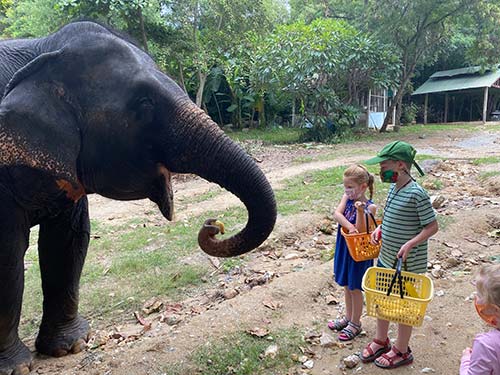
[300,104,360,143]
[401,103,418,125]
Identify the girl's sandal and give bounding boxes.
[374,346,413,369]
[327,317,349,331]
[338,321,362,341]
[360,337,391,363]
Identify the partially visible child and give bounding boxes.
[460,264,500,375]
[361,140,438,369]
[328,164,377,341]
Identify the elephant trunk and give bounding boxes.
[164,99,277,257]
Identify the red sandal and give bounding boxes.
[360,337,391,363]
[374,346,414,369]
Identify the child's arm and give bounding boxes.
[460,347,472,375]
[334,195,357,233]
[461,335,497,374]
[397,219,438,261]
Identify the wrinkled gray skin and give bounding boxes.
[0,21,276,374]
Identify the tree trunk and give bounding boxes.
[258,96,266,128]
[380,70,413,132]
[178,62,187,93]
[395,94,403,126]
[196,70,207,108]
[138,8,148,52]
[213,92,223,126]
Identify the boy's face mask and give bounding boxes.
[474,295,499,327]
[380,170,399,183]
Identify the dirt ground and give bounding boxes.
[29,126,500,375]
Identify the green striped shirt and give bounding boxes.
[380,181,436,273]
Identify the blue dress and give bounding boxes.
[333,199,373,290]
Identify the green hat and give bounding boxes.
[365,140,424,176]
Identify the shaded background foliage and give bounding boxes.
[2,0,500,140]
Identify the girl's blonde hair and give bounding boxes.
[477,264,500,306]
[343,164,375,199]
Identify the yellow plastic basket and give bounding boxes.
[362,266,434,327]
[340,219,382,262]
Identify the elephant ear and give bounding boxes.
[0,50,85,201]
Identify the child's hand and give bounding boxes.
[354,201,365,211]
[397,242,414,261]
[348,225,358,234]
[462,347,472,359]
[370,225,381,244]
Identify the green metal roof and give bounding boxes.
[412,65,500,95]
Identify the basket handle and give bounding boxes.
[363,206,378,235]
[386,257,405,299]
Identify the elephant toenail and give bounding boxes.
[13,364,31,375]
[52,348,68,357]
[71,339,86,354]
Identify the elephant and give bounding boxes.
[0,21,276,374]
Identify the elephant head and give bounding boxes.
[1,21,276,257]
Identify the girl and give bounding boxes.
[460,264,500,375]
[328,164,376,341]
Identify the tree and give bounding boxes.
[0,0,13,33]
[251,18,398,132]
[2,0,66,37]
[55,0,161,51]
[357,0,473,131]
[161,0,279,108]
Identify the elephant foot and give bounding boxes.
[0,339,33,375]
[35,315,90,357]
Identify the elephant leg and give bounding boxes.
[35,197,91,357]
[0,194,32,375]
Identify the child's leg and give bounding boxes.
[349,289,363,325]
[344,286,352,320]
[395,324,412,352]
[376,319,390,342]
[361,319,390,359]
[374,324,413,367]
[338,289,364,340]
[327,287,350,330]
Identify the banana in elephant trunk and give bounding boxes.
[162,99,277,258]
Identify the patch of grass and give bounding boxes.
[228,128,303,144]
[20,213,226,338]
[480,171,500,179]
[292,147,359,164]
[428,178,444,190]
[276,164,389,218]
[472,156,500,165]
[320,247,334,262]
[436,214,455,231]
[276,167,344,216]
[221,257,243,273]
[166,329,303,375]
[416,154,445,161]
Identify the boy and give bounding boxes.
[361,140,438,369]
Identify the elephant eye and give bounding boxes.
[136,97,155,123]
[138,97,154,109]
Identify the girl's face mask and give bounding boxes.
[344,187,360,200]
[474,295,500,327]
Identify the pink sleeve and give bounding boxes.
[459,350,471,375]
[461,335,496,375]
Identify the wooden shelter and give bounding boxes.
[412,66,500,124]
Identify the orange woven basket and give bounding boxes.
[340,219,382,262]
